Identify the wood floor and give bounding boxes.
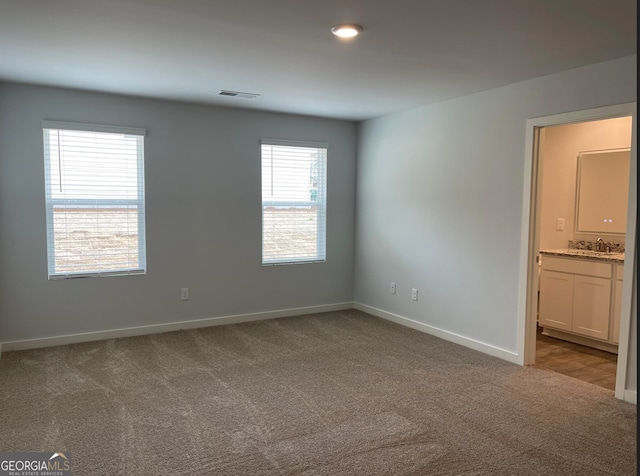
[534,326,617,391]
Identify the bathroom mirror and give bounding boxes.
[575,148,630,235]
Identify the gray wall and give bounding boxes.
[0,83,357,342]
[355,55,636,390]
[0,57,636,394]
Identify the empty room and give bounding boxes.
[0,1,636,475]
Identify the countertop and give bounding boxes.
[540,249,624,263]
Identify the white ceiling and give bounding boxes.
[0,0,636,121]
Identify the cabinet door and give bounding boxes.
[572,275,611,340]
[539,270,573,331]
[613,279,623,344]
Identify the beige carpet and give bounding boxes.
[0,310,636,475]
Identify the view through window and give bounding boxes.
[43,122,146,278]
[261,141,327,264]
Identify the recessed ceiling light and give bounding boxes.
[331,24,362,38]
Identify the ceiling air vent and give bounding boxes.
[218,90,260,99]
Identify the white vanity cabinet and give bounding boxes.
[539,254,623,351]
[612,264,624,345]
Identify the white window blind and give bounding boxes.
[42,121,147,279]
[261,140,327,265]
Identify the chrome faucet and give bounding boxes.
[596,238,605,252]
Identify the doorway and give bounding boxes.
[517,103,637,403]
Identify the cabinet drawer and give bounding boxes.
[541,256,611,278]
[616,264,624,280]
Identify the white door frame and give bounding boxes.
[516,102,637,403]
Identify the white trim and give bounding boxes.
[623,390,637,405]
[42,120,146,136]
[262,259,326,266]
[49,269,146,280]
[517,122,541,366]
[616,107,637,402]
[261,138,329,149]
[4,301,634,404]
[354,302,519,364]
[517,102,637,404]
[0,302,353,352]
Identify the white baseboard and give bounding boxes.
[0,302,353,352]
[354,302,519,364]
[3,301,635,405]
[623,390,637,405]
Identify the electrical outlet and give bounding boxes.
[390,282,396,294]
[556,218,565,231]
[180,288,189,300]
[411,288,418,301]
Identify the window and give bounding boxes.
[261,140,327,264]
[42,121,146,279]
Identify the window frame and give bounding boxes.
[42,121,147,279]
[261,139,328,266]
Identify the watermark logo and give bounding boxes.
[0,452,71,476]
